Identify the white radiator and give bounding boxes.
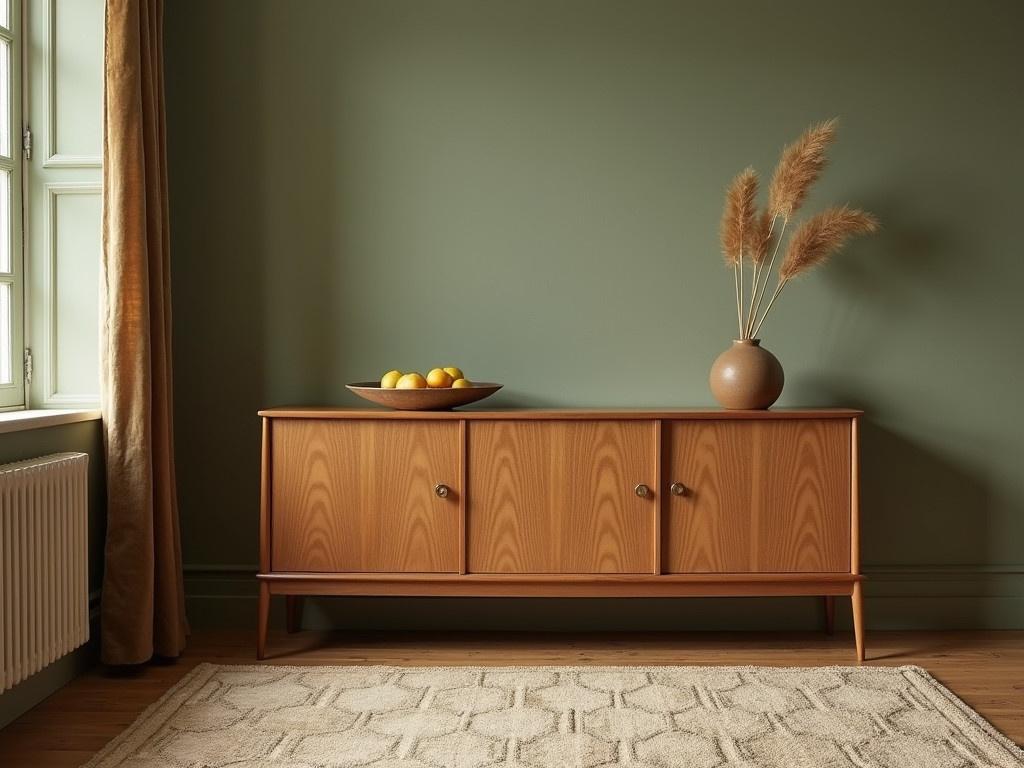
[0,452,89,692]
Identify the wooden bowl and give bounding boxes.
[345,382,503,411]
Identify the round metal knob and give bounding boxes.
[670,482,688,497]
[634,483,651,498]
[434,484,450,499]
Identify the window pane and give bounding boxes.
[0,282,10,384]
[0,170,8,273]
[0,1,8,31]
[54,191,100,395]
[0,39,7,157]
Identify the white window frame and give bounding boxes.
[0,0,24,410]
[23,0,103,411]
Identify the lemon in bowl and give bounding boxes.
[396,372,428,389]
[347,370,500,410]
[426,368,454,388]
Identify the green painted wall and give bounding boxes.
[0,421,105,727]
[165,0,1024,629]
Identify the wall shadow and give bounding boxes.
[787,375,1003,631]
[167,2,276,570]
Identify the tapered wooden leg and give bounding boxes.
[286,596,304,634]
[851,582,865,662]
[824,596,836,635]
[257,580,270,660]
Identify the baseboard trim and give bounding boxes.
[866,564,1024,575]
[182,564,1024,631]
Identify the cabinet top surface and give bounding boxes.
[258,407,862,420]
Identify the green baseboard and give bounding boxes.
[183,565,1024,632]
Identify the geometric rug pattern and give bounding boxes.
[83,663,1024,768]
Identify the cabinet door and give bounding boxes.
[665,420,851,573]
[271,420,460,572]
[468,420,656,573]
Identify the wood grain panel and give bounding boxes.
[467,420,656,573]
[754,419,851,572]
[271,420,460,573]
[665,421,754,572]
[666,419,851,573]
[259,417,271,573]
[260,407,862,420]
[852,416,861,575]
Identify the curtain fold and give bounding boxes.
[100,0,187,665]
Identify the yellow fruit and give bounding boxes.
[396,372,427,389]
[380,370,402,388]
[443,367,464,380]
[426,368,454,388]
[452,378,472,388]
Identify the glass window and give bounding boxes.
[0,282,10,385]
[0,1,20,408]
[0,39,8,157]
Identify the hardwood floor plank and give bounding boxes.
[0,630,1021,765]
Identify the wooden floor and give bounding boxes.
[1,630,1022,765]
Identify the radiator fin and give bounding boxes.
[0,452,89,692]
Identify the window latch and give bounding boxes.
[24,349,33,385]
[23,127,31,161]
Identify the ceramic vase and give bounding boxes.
[709,339,784,410]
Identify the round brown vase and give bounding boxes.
[709,339,784,410]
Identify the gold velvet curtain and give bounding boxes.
[100,0,187,664]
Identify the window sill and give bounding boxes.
[0,409,102,435]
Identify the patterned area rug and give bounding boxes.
[83,663,1024,768]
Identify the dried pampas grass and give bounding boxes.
[750,205,879,338]
[779,206,879,282]
[767,118,838,219]
[720,168,759,336]
[720,167,759,266]
[714,118,878,340]
[750,209,775,266]
[743,208,778,337]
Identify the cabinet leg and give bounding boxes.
[257,580,270,660]
[824,596,836,635]
[286,596,304,634]
[851,582,865,663]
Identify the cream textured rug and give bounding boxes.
[83,663,1024,768]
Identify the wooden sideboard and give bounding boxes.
[257,408,864,660]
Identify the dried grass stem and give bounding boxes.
[713,119,879,341]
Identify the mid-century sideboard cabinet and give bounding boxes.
[257,408,864,660]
